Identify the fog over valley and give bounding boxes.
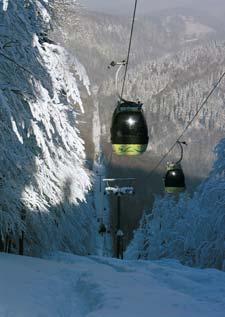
[81,0,225,16]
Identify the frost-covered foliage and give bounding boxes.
[126,139,225,270]
[125,212,152,260]
[0,0,96,255]
[50,0,80,39]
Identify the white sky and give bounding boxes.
[80,0,225,15]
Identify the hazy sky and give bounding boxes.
[80,0,225,15]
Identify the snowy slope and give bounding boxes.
[0,252,225,317]
[0,1,96,255]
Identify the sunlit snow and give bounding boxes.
[0,0,96,255]
[2,0,8,11]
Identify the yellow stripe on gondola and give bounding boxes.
[112,144,147,156]
[165,187,185,194]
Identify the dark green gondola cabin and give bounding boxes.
[111,100,149,156]
[164,163,185,194]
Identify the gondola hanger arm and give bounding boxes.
[108,60,127,98]
[175,141,187,165]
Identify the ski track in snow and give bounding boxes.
[0,252,225,317]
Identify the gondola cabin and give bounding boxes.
[111,100,149,156]
[164,162,185,194]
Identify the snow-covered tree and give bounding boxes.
[126,138,225,270]
[0,0,96,256]
[125,211,151,260]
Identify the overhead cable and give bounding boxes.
[149,70,225,176]
[120,0,138,100]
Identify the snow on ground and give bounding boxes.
[0,252,225,317]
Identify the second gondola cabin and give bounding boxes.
[111,100,149,156]
[164,162,186,194]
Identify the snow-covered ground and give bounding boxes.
[0,252,224,317]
